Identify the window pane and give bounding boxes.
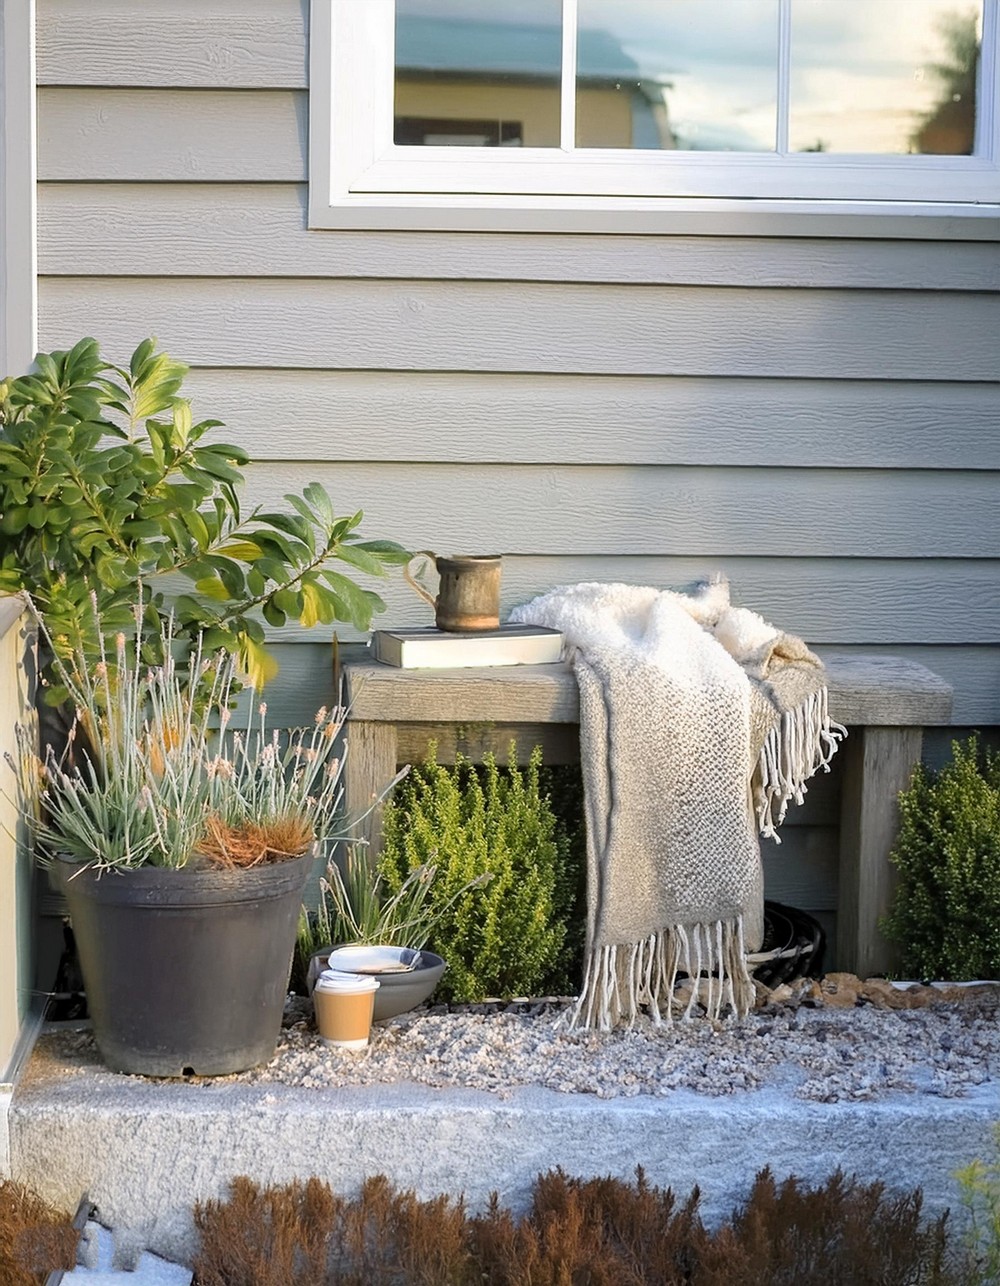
[790,0,982,154]
[394,0,562,147]
[576,0,779,151]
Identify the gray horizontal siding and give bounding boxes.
[37,184,1000,289]
[37,277,1000,379]
[227,461,998,560]
[37,1,308,89]
[174,369,1000,469]
[38,88,304,181]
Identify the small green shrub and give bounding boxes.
[378,745,573,1003]
[956,1123,1000,1285]
[883,736,1000,980]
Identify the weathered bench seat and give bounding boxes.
[343,653,952,977]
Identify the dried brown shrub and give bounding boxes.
[695,1166,955,1286]
[338,1174,475,1285]
[192,1166,963,1286]
[0,1179,78,1285]
[470,1168,710,1285]
[193,1176,340,1286]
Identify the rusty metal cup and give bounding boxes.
[404,552,502,632]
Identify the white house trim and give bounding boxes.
[0,0,36,1170]
[0,0,36,376]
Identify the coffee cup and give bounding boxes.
[404,551,502,632]
[313,969,380,1049]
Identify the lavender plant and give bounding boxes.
[12,603,349,872]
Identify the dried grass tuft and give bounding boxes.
[198,811,315,868]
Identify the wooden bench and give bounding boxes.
[342,653,953,978]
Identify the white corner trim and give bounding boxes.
[0,995,47,1178]
[0,0,37,376]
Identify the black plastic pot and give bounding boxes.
[50,851,315,1077]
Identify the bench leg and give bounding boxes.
[837,726,923,978]
[343,720,398,860]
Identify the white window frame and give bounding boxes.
[309,0,1000,233]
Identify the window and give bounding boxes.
[309,0,1000,231]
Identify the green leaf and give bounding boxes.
[182,509,211,549]
[215,540,260,563]
[189,449,244,486]
[261,599,286,629]
[272,588,301,617]
[332,543,390,578]
[193,576,231,601]
[171,399,193,447]
[33,352,60,384]
[320,570,381,630]
[350,538,412,565]
[298,580,325,628]
[256,511,313,545]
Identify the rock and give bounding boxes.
[819,973,862,1008]
[860,978,924,1010]
[931,982,1000,1007]
[791,977,823,1006]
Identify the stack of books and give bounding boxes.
[371,624,563,669]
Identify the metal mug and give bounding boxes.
[404,552,502,632]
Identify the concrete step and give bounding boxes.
[10,1018,1000,1269]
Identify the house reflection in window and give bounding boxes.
[393,0,676,150]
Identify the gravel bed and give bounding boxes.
[33,987,1000,1105]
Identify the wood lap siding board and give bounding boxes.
[33,1,1000,953]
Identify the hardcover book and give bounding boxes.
[372,624,563,669]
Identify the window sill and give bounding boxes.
[309,193,1000,239]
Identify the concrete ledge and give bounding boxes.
[11,1073,998,1266]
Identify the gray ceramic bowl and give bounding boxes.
[307,945,447,1021]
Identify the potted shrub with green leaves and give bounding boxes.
[12,603,353,1076]
[883,735,1000,981]
[0,336,407,690]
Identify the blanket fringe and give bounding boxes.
[562,916,754,1032]
[754,687,847,840]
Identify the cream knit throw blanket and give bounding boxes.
[510,580,845,1030]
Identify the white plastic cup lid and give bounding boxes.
[315,969,380,995]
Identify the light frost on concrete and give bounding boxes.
[33,992,1000,1104]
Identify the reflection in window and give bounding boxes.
[392,0,983,159]
[576,0,778,151]
[790,0,981,154]
[394,0,561,147]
